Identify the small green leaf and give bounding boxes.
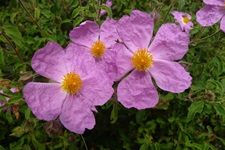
[110,104,118,124]
[25,107,31,120]
[6,111,13,124]
[34,8,41,20]
[31,134,46,150]
[8,95,23,104]
[186,100,204,122]
[73,16,84,27]
[213,104,225,122]
[99,5,112,18]
[72,7,84,18]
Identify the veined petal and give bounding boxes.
[80,70,114,106]
[149,23,190,61]
[114,43,133,81]
[196,5,225,26]
[23,82,66,121]
[150,60,192,93]
[220,16,225,33]
[69,21,99,48]
[64,43,96,78]
[60,95,95,134]
[117,71,159,110]
[203,0,225,6]
[100,18,120,48]
[117,10,154,52]
[31,42,67,82]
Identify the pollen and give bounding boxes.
[182,16,190,24]
[61,72,82,95]
[131,49,154,71]
[91,40,106,58]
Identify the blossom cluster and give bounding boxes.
[21,0,224,134]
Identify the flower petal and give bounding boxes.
[220,16,225,33]
[150,60,192,93]
[149,23,190,61]
[100,18,120,48]
[117,70,159,110]
[203,0,225,6]
[31,42,67,82]
[64,43,96,77]
[196,5,225,27]
[23,82,66,120]
[60,95,95,134]
[117,10,154,51]
[80,70,114,106]
[114,43,133,81]
[69,21,99,48]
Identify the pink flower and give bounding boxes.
[69,18,120,82]
[171,11,193,33]
[196,0,225,32]
[114,10,192,109]
[23,42,113,134]
[0,88,18,107]
[100,0,112,16]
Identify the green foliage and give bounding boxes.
[0,0,225,149]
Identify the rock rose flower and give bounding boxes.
[114,10,192,109]
[171,11,193,33]
[196,0,225,32]
[23,42,113,134]
[69,18,120,82]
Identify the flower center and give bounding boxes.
[131,49,154,71]
[61,72,82,95]
[182,16,190,24]
[91,40,106,58]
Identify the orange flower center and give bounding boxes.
[61,72,82,95]
[131,49,154,71]
[182,16,190,24]
[91,40,106,58]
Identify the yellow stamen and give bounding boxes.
[91,40,106,58]
[131,49,154,71]
[182,16,190,24]
[61,72,82,95]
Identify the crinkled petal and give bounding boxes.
[114,43,133,81]
[220,16,225,33]
[69,21,99,48]
[60,95,95,134]
[117,70,159,109]
[31,42,67,82]
[23,82,66,120]
[149,23,190,61]
[196,5,225,26]
[150,60,192,93]
[117,10,154,52]
[64,43,96,78]
[100,18,120,48]
[100,49,118,82]
[203,0,225,6]
[79,70,114,106]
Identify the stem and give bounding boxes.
[18,0,42,32]
[191,30,221,44]
[1,30,24,62]
[81,135,88,150]
[0,92,10,98]
[96,0,103,22]
[79,0,82,6]
[162,0,176,22]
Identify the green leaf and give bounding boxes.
[0,145,7,150]
[6,111,13,124]
[99,5,112,18]
[35,8,41,20]
[31,134,46,150]
[186,100,204,122]
[110,104,118,124]
[213,104,225,122]
[73,16,84,27]
[72,7,84,18]
[8,95,23,104]
[0,94,7,103]
[25,107,31,120]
